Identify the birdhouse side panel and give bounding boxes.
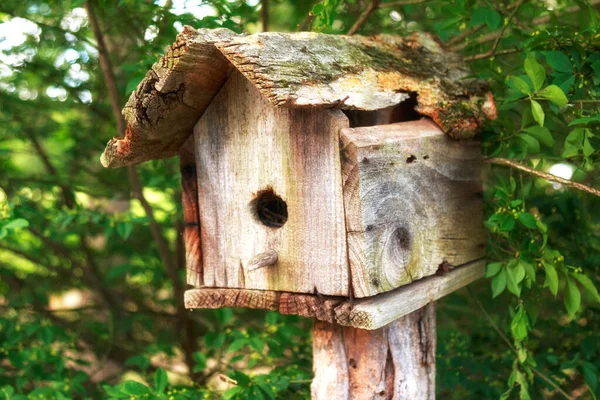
[193,71,349,296]
[180,135,203,287]
[341,120,485,298]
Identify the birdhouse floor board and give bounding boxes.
[184,258,484,330]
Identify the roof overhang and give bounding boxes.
[101,27,496,168]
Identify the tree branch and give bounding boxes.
[379,0,427,7]
[84,0,196,372]
[261,0,269,32]
[347,0,381,35]
[463,0,524,61]
[487,157,600,198]
[451,0,600,52]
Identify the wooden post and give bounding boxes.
[312,303,436,400]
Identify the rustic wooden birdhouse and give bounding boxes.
[102,26,496,398]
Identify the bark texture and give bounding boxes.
[102,27,496,168]
[311,303,436,400]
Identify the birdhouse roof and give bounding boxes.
[101,26,496,168]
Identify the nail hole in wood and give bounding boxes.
[252,187,288,228]
[406,155,417,163]
[348,358,357,368]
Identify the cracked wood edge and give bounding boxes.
[101,27,239,168]
[311,303,436,400]
[102,28,497,168]
[184,258,484,330]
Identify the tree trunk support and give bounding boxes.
[311,302,436,400]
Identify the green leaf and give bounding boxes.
[552,73,575,94]
[116,221,132,240]
[470,7,502,29]
[525,53,545,91]
[523,126,554,147]
[499,214,516,231]
[583,135,595,157]
[192,352,207,371]
[543,51,573,73]
[121,381,151,396]
[492,268,507,298]
[537,85,568,107]
[486,262,503,277]
[510,306,528,341]
[517,213,537,229]
[530,100,545,126]
[227,338,249,353]
[154,369,168,394]
[102,385,125,398]
[563,128,586,157]
[564,277,581,319]
[520,260,537,285]
[519,134,540,153]
[569,114,600,126]
[543,262,559,296]
[509,76,531,95]
[572,272,600,303]
[3,218,29,230]
[581,362,598,394]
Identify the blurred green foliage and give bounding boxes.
[0,0,599,399]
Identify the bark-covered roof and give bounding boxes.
[101,26,496,168]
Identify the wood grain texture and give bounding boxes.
[311,303,436,400]
[101,27,238,168]
[102,28,497,168]
[184,258,484,330]
[185,288,345,323]
[180,135,202,287]
[341,119,485,298]
[194,71,349,296]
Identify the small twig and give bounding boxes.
[378,0,427,7]
[451,0,600,51]
[464,0,525,61]
[464,47,520,61]
[467,289,574,400]
[487,157,600,198]
[298,12,314,31]
[347,0,381,35]
[261,0,269,32]
[447,24,485,47]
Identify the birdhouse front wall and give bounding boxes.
[192,71,350,296]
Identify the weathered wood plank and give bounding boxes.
[341,119,485,298]
[311,303,436,400]
[101,27,239,168]
[179,136,202,287]
[336,258,484,330]
[194,71,349,296]
[184,258,484,330]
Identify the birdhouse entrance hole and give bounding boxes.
[344,92,420,128]
[252,187,288,228]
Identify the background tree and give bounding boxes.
[0,0,599,399]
